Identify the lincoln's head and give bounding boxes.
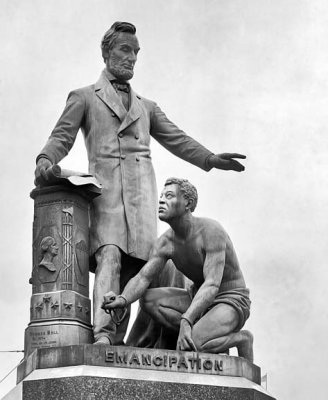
[40,236,59,257]
[158,178,198,221]
[101,21,139,82]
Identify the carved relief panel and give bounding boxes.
[30,187,90,297]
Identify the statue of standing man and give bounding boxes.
[34,21,246,345]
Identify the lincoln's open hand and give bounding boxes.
[176,319,197,352]
[208,153,246,172]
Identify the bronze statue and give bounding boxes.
[34,21,246,346]
[103,178,253,362]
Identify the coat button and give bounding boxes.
[136,155,140,161]
[135,134,139,139]
[118,132,123,138]
[111,112,116,117]
[121,154,126,159]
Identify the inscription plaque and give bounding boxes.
[105,349,224,373]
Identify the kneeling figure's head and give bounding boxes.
[158,177,198,221]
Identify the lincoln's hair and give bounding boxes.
[40,236,55,253]
[101,21,136,61]
[165,177,198,212]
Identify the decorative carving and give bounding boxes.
[62,207,73,290]
[64,302,73,311]
[75,240,88,274]
[35,302,43,312]
[85,307,90,315]
[43,295,51,303]
[51,301,59,310]
[39,236,58,272]
[74,238,88,288]
[26,185,94,356]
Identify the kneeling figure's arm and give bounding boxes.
[102,234,171,311]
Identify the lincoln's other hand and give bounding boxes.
[207,153,246,172]
[35,157,53,183]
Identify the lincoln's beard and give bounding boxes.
[107,56,133,81]
[108,63,134,81]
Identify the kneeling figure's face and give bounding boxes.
[158,184,187,221]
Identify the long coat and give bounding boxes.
[39,70,212,264]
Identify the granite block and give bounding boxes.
[22,376,274,400]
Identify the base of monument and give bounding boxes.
[3,345,276,400]
[24,321,93,356]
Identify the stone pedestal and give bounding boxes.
[3,345,276,400]
[25,186,96,356]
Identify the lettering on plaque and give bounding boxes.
[29,328,60,349]
[177,355,188,369]
[129,353,141,366]
[105,350,224,373]
[115,352,127,364]
[142,354,151,366]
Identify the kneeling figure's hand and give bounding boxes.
[176,319,197,352]
[101,291,126,312]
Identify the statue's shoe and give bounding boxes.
[93,336,112,345]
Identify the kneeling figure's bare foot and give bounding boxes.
[237,330,254,363]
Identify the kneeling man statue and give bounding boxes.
[102,178,253,362]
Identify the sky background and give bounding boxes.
[0,1,327,399]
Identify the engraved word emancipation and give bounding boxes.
[105,350,223,372]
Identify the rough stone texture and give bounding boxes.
[22,376,274,400]
[17,345,260,384]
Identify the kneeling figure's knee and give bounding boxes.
[191,331,207,352]
[139,291,157,314]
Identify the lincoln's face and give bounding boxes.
[158,184,187,221]
[105,32,140,81]
[49,242,59,256]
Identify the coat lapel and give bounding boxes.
[95,72,127,121]
[118,88,142,133]
[95,70,142,132]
